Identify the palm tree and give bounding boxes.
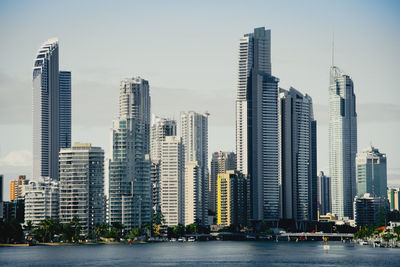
[70,216,82,242]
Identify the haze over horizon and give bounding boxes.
[1,0,399,201]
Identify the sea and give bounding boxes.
[1,241,399,266]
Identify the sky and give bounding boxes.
[0,0,399,201]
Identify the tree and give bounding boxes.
[111,222,124,238]
[94,223,109,239]
[173,224,185,238]
[37,217,58,242]
[128,227,142,239]
[70,216,82,242]
[393,225,400,240]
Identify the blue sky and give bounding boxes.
[1,0,399,201]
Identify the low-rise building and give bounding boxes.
[216,171,247,227]
[354,193,388,227]
[24,177,59,226]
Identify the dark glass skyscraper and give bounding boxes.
[59,71,71,149]
[235,27,279,222]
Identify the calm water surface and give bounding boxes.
[1,241,399,266]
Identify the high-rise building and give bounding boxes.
[9,175,29,202]
[278,87,317,222]
[150,115,177,213]
[59,71,71,149]
[356,146,387,198]
[184,162,200,225]
[209,152,236,213]
[33,38,72,181]
[0,174,3,202]
[24,178,59,226]
[59,143,105,235]
[160,136,184,226]
[329,66,357,219]
[33,38,60,180]
[120,77,151,154]
[216,171,247,227]
[388,188,400,211]
[108,76,152,232]
[181,111,209,225]
[354,193,388,227]
[235,27,280,222]
[317,171,331,216]
[150,115,177,162]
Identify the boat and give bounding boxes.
[359,240,369,246]
[188,237,195,242]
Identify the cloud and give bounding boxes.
[0,150,32,167]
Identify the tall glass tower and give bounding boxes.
[278,87,317,222]
[33,38,60,180]
[235,27,279,221]
[59,71,71,149]
[329,66,357,219]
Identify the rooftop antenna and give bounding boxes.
[331,31,335,67]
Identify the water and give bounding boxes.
[1,241,399,266]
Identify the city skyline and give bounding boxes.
[1,0,400,201]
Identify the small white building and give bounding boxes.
[24,177,59,226]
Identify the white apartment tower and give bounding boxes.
[160,136,184,226]
[235,27,280,221]
[59,143,105,235]
[181,111,209,225]
[150,115,177,213]
[329,66,357,219]
[108,76,152,231]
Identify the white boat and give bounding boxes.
[359,240,369,245]
[188,237,195,242]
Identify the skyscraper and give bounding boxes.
[108,76,152,231]
[33,38,60,180]
[0,174,3,202]
[150,115,177,162]
[329,66,357,219]
[33,38,71,180]
[150,116,177,213]
[278,87,317,222]
[120,77,151,154]
[356,146,387,198]
[181,111,209,225]
[209,151,236,213]
[235,27,279,221]
[59,143,105,235]
[9,175,29,202]
[388,188,400,211]
[160,136,184,226]
[59,71,71,149]
[216,171,247,227]
[317,171,331,216]
[184,162,199,225]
